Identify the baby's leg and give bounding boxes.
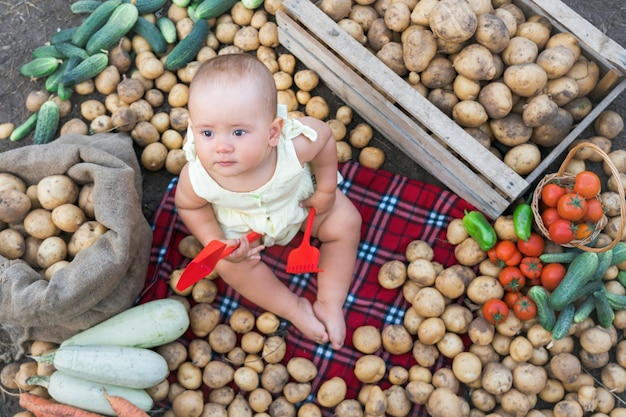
[314,192,362,349]
[216,258,329,345]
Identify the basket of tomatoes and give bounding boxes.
[531,142,625,252]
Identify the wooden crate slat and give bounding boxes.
[277,10,512,217]
[281,0,529,200]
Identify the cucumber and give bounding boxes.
[54,42,90,60]
[10,113,38,142]
[132,16,168,55]
[33,100,60,145]
[605,291,626,310]
[591,249,613,281]
[51,27,78,44]
[86,3,139,55]
[195,0,238,19]
[70,0,105,14]
[61,53,108,87]
[539,252,577,264]
[573,295,595,323]
[548,251,599,311]
[593,288,615,328]
[551,303,575,340]
[528,285,556,331]
[121,0,167,14]
[172,0,191,6]
[45,60,70,93]
[617,270,626,288]
[610,242,626,265]
[20,57,61,79]
[156,16,177,44]
[32,44,66,59]
[164,18,209,70]
[72,0,122,48]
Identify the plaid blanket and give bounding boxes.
[138,161,474,416]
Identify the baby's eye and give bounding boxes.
[201,130,213,138]
[233,129,246,137]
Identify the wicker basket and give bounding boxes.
[531,142,625,253]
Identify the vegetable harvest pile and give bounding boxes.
[2,0,626,417]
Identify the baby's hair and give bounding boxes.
[189,53,278,117]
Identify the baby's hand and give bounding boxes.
[301,190,335,214]
[224,235,264,264]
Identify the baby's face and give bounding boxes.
[188,81,279,180]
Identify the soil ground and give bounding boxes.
[0,1,625,415]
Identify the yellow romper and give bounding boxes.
[183,107,321,247]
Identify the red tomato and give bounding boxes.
[582,198,605,223]
[557,192,588,221]
[482,299,509,325]
[541,183,566,208]
[548,218,575,245]
[513,295,537,321]
[574,171,601,199]
[517,232,545,257]
[574,222,594,240]
[540,262,567,291]
[503,291,521,309]
[499,266,526,292]
[541,208,561,229]
[520,257,543,280]
[491,240,522,266]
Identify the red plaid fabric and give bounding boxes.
[138,161,474,416]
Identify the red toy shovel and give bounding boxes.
[176,231,263,291]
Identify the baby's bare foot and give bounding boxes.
[289,297,329,345]
[313,301,346,350]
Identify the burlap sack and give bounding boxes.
[0,133,152,357]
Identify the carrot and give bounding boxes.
[18,392,106,417]
[102,388,150,417]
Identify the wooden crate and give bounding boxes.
[276,0,626,219]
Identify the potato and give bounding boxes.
[37,175,79,211]
[203,360,234,389]
[260,363,289,394]
[501,36,538,65]
[453,44,496,81]
[376,42,407,76]
[24,208,60,240]
[377,259,407,289]
[67,220,108,257]
[504,62,548,97]
[156,341,188,371]
[208,324,237,354]
[452,351,482,384]
[319,0,352,21]
[421,56,456,88]
[36,236,67,269]
[478,82,513,119]
[248,388,273,413]
[0,189,31,224]
[0,229,25,259]
[381,324,413,355]
[426,387,463,417]
[111,107,138,132]
[402,27,437,73]
[522,94,558,128]
[452,100,489,128]
[417,317,446,345]
[595,110,624,139]
[286,357,318,383]
[530,107,573,147]
[454,237,487,266]
[474,13,510,53]
[359,146,385,169]
[367,18,393,51]
[256,311,280,334]
[80,99,107,122]
[188,302,220,337]
[352,325,382,354]
[504,143,541,175]
[60,118,89,136]
[517,20,551,49]
[354,355,386,383]
[566,57,600,97]
[536,45,577,80]
[466,275,504,304]
[429,0,477,43]
[51,203,86,233]
[546,76,580,107]
[171,389,203,417]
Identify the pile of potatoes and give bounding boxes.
[317,0,609,176]
[14,2,386,176]
[0,172,106,279]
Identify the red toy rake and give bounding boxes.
[286,207,323,274]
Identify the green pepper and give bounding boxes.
[513,201,533,242]
[462,210,497,251]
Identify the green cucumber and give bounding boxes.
[45,60,70,93]
[610,242,626,265]
[551,303,575,340]
[121,0,167,14]
[172,0,191,6]
[164,18,209,70]
[54,43,90,60]
[72,0,122,48]
[156,16,177,44]
[61,53,108,87]
[539,252,578,264]
[528,285,556,331]
[32,45,66,59]
[617,270,626,288]
[70,0,105,14]
[86,3,138,55]
[33,100,60,145]
[605,291,626,310]
[10,113,38,142]
[573,295,595,323]
[20,57,62,79]
[593,288,615,328]
[591,249,613,281]
[132,16,168,55]
[51,27,78,45]
[548,251,599,311]
[195,0,238,19]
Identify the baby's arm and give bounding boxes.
[293,117,338,213]
[174,164,225,246]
